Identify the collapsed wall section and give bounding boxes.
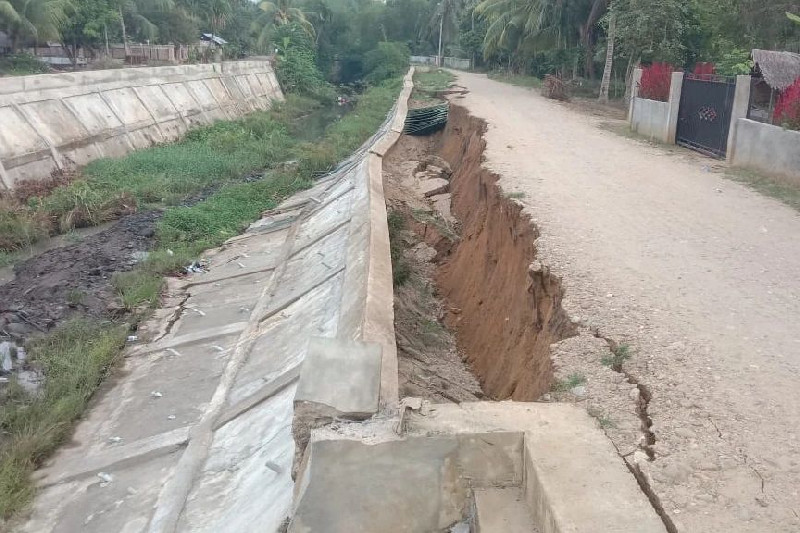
[0,60,283,190]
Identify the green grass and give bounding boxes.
[0,95,315,253]
[601,343,632,370]
[551,372,587,392]
[410,208,458,242]
[725,167,800,213]
[0,54,50,77]
[112,271,164,311]
[488,72,542,89]
[413,68,455,93]
[0,77,404,519]
[0,320,127,519]
[504,191,526,199]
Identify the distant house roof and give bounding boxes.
[201,33,227,46]
[751,49,800,91]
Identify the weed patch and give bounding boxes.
[414,69,455,93]
[0,320,127,519]
[388,211,411,286]
[602,343,633,370]
[551,372,587,392]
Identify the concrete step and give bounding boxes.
[474,487,539,533]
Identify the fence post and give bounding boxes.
[726,75,752,163]
[628,68,642,124]
[665,71,684,144]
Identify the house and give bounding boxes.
[748,49,800,123]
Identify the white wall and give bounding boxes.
[630,97,671,142]
[731,119,800,183]
[0,60,283,190]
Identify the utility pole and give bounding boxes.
[437,7,444,67]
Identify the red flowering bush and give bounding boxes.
[773,77,800,130]
[638,62,676,102]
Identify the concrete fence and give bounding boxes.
[410,56,472,70]
[0,59,283,190]
[628,69,800,182]
[628,69,683,144]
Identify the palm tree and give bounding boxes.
[252,0,313,50]
[0,0,71,50]
[598,6,614,101]
[420,0,464,63]
[476,0,570,59]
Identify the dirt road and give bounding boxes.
[452,72,800,532]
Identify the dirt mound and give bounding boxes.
[0,210,160,339]
[435,105,575,400]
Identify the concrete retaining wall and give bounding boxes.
[0,60,283,190]
[730,119,800,183]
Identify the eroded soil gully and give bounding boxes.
[388,103,675,532]
[435,105,574,401]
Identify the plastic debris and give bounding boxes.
[126,335,138,343]
[97,472,113,484]
[185,261,207,274]
[167,249,175,256]
[150,391,163,398]
[167,414,176,420]
[108,436,123,444]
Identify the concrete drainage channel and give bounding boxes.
[22,69,665,532]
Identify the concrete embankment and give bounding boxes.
[0,60,282,190]
[20,71,411,533]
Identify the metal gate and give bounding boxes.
[676,74,736,158]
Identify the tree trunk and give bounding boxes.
[598,10,615,101]
[119,7,129,56]
[623,54,635,101]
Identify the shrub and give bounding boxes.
[363,42,410,84]
[774,77,800,131]
[639,62,675,102]
[273,23,335,102]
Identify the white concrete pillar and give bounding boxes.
[628,68,643,124]
[726,75,752,162]
[665,71,684,144]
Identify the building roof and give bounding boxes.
[201,33,228,46]
[751,49,800,91]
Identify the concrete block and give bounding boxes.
[475,487,537,533]
[294,337,382,418]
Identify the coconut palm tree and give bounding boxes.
[597,5,614,101]
[0,0,71,50]
[476,0,571,59]
[252,0,313,51]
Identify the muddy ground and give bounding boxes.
[0,210,160,340]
